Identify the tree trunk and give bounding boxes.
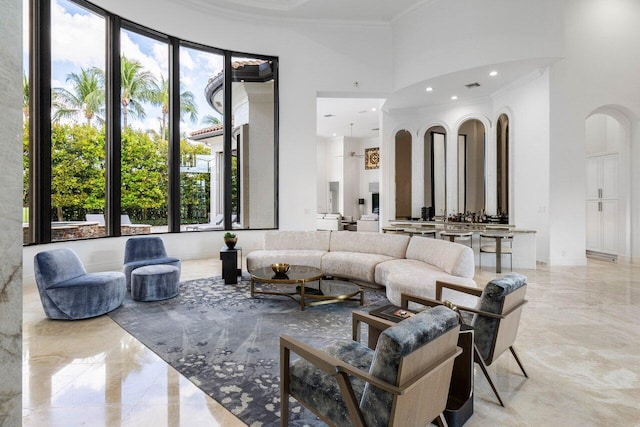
[57,207,63,222]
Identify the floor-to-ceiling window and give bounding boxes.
[24,0,278,245]
[119,26,169,234]
[180,45,224,230]
[49,0,106,241]
[230,55,277,230]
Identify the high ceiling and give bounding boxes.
[174,0,427,22]
[317,98,385,139]
[174,0,558,140]
[317,58,558,139]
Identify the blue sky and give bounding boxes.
[23,0,223,135]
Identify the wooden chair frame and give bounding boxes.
[400,280,528,407]
[280,314,461,427]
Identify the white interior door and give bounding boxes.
[586,158,600,199]
[601,154,618,199]
[585,154,618,255]
[601,200,618,254]
[586,200,601,251]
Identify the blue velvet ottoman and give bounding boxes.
[131,264,180,301]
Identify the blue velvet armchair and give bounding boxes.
[34,248,126,320]
[123,237,181,291]
[280,306,461,426]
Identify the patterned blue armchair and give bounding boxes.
[401,272,529,407]
[123,237,180,291]
[34,248,126,320]
[280,306,461,426]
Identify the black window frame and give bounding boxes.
[25,0,279,244]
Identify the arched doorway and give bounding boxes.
[585,112,623,258]
[457,119,485,215]
[424,126,446,218]
[395,130,412,219]
[496,114,509,219]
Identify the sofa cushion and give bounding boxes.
[246,249,326,270]
[123,257,181,291]
[322,251,394,283]
[329,231,410,258]
[264,230,331,251]
[405,236,474,278]
[376,259,478,308]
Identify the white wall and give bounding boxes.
[325,136,344,213]
[548,0,640,264]
[493,70,551,263]
[316,137,328,213]
[342,137,362,220]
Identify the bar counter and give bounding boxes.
[385,220,537,270]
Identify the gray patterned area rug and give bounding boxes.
[108,275,388,427]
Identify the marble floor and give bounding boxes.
[23,257,640,426]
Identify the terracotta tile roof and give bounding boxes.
[208,59,268,83]
[189,123,223,137]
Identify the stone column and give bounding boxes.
[0,0,23,424]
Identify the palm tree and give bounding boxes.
[52,67,105,126]
[200,114,221,126]
[23,73,30,122]
[149,75,198,140]
[120,56,157,129]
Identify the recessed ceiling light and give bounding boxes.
[489,70,498,77]
[451,95,458,100]
[332,133,337,136]
[426,87,433,92]
[371,107,377,112]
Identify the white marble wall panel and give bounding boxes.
[0,0,23,425]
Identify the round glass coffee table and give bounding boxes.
[249,265,364,311]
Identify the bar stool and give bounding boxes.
[479,232,513,273]
[440,231,473,248]
[382,226,405,234]
[414,229,437,238]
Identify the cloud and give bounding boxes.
[50,0,105,69]
[196,50,224,78]
[180,49,195,71]
[152,43,170,74]
[121,32,167,80]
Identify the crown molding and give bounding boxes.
[172,0,391,28]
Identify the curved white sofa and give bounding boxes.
[247,230,478,307]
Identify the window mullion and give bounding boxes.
[30,0,52,244]
[168,37,180,232]
[106,14,122,237]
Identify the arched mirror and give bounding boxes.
[395,130,412,219]
[457,119,485,214]
[496,114,509,219]
[424,126,446,218]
